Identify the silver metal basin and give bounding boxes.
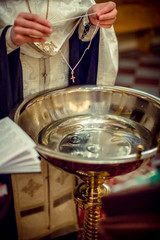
[14,86,160,177]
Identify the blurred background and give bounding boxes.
[96,0,160,97]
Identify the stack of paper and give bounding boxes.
[0,117,41,173]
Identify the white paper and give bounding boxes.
[0,117,41,173]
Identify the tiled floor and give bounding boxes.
[115,45,160,98]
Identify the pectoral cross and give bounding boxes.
[71,72,75,83]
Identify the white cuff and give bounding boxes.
[5,27,19,54]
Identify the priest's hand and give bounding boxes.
[10,12,53,46]
[88,1,117,28]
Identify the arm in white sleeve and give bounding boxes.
[0,27,19,54]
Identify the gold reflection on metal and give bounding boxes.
[69,100,90,113]
[136,144,144,159]
[74,176,110,239]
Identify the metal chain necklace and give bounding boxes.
[59,21,99,83]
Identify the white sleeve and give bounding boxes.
[0,27,19,54]
[97,26,119,86]
[5,27,19,54]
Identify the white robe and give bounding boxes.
[0,0,118,98]
[0,1,118,239]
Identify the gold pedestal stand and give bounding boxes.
[74,172,110,240]
[73,145,145,240]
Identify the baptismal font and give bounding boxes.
[14,86,160,240]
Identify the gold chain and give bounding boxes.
[26,0,49,20]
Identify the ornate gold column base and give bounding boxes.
[82,205,101,240]
[74,176,110,240]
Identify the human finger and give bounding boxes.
[98,23,113,28]
[12,32,46,45]
[99,17,116,24]
[13,26,51,38]
[14,13,53,35]
[98,8,117,21]
[97,1,117,16]
[17,12,51,28]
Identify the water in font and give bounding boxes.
[38,114,152,160]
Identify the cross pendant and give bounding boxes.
[71,73,75,83]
